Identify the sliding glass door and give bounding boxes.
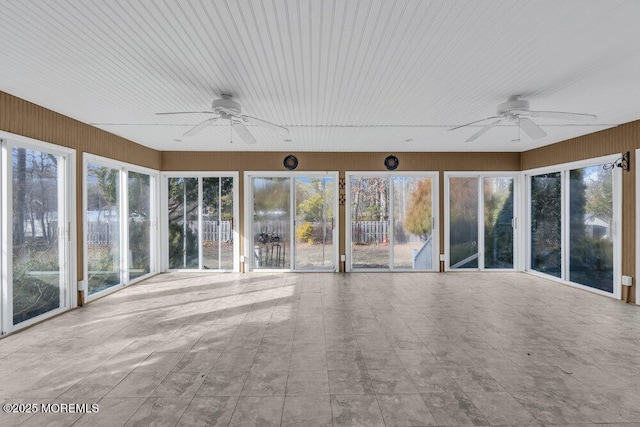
[84,155,157,300]
[247,173,337,271]
[295,176,335,269]
[347,173,438,271]
[527,157,620,296]
[202,177,235,270]
[129,172,152,280]
[86,163,121,294]
[1,136,74,333]
[530,172,562,277]
[166,174,238,271]
[446,174,516,270]
[350,176,390,269]
[168,177,199,269]
[252,177,291,270]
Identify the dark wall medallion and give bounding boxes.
[384,155,399,171]
[283,154,298,170]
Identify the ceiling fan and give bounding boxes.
[156,94,289,144]
[450,95,597,142]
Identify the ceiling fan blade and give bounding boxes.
[519,118,547,139]
[465,119,504,142]
[239,115,289,134]
[156,111,215,115]
[450,115,502,131]
[232,121,257,144]
[530,110,597,122]
[183,117,219,136]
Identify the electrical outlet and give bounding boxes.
[240,255,245,263]
[622,275,633,286]
[340,254,346,262]
[439,254,445,261]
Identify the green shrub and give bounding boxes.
[296,222,314,244]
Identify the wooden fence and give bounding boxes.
[352,221,423,244]
[87,219,424,245]
[88,220,234,245]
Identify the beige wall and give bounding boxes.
[2,90,638,302]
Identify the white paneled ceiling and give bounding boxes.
[1,0,640,152]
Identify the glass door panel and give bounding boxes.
[220,177,235,270]
[202,177,220,270]
[168,177,199,269]
[350,177,390,269]
[530,172,562,277]
[569,166,613,292]
[128,171,151,280]
[484,177,514,269]
[12,147,62,324]
[393,176,433,270]
[449,177,479,269]
[294,176,334,270]
[86,163,121,295]
[253,177,290,269]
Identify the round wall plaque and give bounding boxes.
[384,155,399,170]
[283,154,298,170]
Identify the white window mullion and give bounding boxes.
[388,176,394,270]
[561,170,569,281]
[613,166,622,299]
[218,177,222,268]
[290,178,295,269]
[120,168,129,285]
[431,173,439,272]
[1,139,11,334]
[478,177,485,271]
[198,177,204,270]
[57,155,68,306]
[150,174,158,274]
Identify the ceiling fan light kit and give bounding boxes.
[450,95,597,143]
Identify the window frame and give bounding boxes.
[345,171,439,272]
[444,171,520,272]
[244,171,340,272]
[83,153,159,302]
[1,131,76,334]
[524,154,622,299]
[161,171,240,272]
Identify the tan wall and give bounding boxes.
[0,91,161,279]
[163,151,521,272]
[522,122,640,303]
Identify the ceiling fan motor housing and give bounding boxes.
[497,97,530,116]
[212,94,241,116]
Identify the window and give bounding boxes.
[246,172,338,271]
[445,173,517,270]
[346,172,438,271]
[526,155,621,297]
[84,155,157,300]
[530,172,562,277]
[1,135,75,333]
[164,174,238,271]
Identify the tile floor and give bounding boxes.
[1,272,640,426]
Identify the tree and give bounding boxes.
[586,168,613,220]
[296,178,334,222]
[485,179,514,268]
[530,172,562,275]
[403,178,432,240]
[569,169,587,274]
[13,148,27,248]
